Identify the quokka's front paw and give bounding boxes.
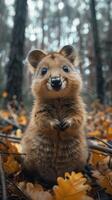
[53,119,72,131]
[50,119,60,130]
[58,120,70,131]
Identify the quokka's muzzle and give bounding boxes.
[51,76,62,90]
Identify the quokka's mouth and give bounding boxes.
[47,77,67,91]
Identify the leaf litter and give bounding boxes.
[0,103,112,200]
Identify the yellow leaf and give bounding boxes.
[4,155,20,174]
[16,129,23,137]
[90,151,106,166]
[108,127,112,135]
[105,107,112,113]
[17,115,28,125]
[14,143,22,153]
[0,110,10,118]
[53,172,93,200]
[102,120,110,129]
[8,142,18,154]
[106,127,112,140]
[2,91,8,98]
[88,130,101,137]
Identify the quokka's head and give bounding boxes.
[27,45,82,99]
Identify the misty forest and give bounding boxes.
[0,0,112,199]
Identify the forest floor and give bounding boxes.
[0,101,112,200]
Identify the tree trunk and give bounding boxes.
[77,21,84,76]
[90,0,105,103]
[106,0,112,75]
[5,0,27,108]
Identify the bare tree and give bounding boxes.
[5,0,27,108]
[106,0,112,75]
[90,0,105,103]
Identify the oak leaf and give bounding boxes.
[53,172,93,200]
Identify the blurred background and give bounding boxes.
[0,0,112,110]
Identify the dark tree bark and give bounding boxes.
[90,0,105,103]
[5,0,27,108]
[106,0,112,75]
[77,20,84,75]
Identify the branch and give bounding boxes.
[7,178,31,200]
[0,152,26,156]
[0,141,8,149]
[88,140,112,155]
[0,132,21,143]
[7,105,20,127]
[88,136,112,148]
[0,117,21,129]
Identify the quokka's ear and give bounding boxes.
[27,49,46,73]
[59,45,76,64]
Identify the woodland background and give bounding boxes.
[0,0,112,110]
[0,1,112,200]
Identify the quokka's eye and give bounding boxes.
[63,65,70,73]
[41,67,48,75]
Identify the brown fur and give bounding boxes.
[21,46,88,183]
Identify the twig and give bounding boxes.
[7,105,20,128]
[0,155,7,200]
[6,178,31,200]
[89,136,112,149]
[0,152,26,156]
[0,141,8,149]
[0,117,21,129]
[89,140,112,155]
[0,133,21,143]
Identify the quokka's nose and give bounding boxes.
[51,76,62,89]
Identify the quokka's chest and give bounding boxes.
[38,100,75,119]
[22,126,88,183]
[28,134,85,182]
[33,135,81,168]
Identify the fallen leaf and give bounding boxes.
[90,151,106,166]
[0,124,13,133]
[18,182,53,200]
[4,155,20,174]
[2,91,8,98]
[53,172,93,200]
[17,115,28,125]
[16,129,23,137]
[88,130,101,137]
[0,110,10,118]
[93,170,112,195]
